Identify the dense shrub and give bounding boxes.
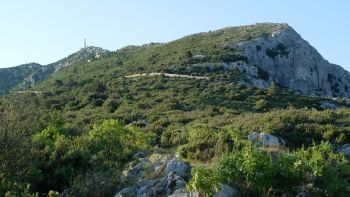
[26,119,153,194]
[177,126,233,161]
[230,108,350,147]
[0,174,37,197]
[188,142,350,196]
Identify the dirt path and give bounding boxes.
[125,73,209,80]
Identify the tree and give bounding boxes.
[267,82,279,97]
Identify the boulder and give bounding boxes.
[137,178,167,197]
[338,145,350,159]
[114,187,137,197]
[166,172,187,196]
[164,157,191,179]
[248,132,285,147]
[213,184,239,197]
[320,102,338,110]
[121,158,151,183]
[168,189,199,197]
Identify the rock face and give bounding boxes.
[236,24,350,98]
[0,47,110,95]
[0,63,42,95]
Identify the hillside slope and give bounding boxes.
[0,47,111,95]
[1,23,350,196]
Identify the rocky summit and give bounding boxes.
[234,24,350,98]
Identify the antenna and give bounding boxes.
[84,39,87,49]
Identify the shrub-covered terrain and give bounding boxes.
[1,23,350,196]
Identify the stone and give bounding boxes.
[338,146,350,159]
[320,102,338,110]
[248,132,285,147]
[164,157,191,179]
[213,184,239,197]
[137,178,167,197]
[114,187,137,197]
[341,144,350,149]
[121,158,151,183]
[168,189,199,197]
[166,172,187,196]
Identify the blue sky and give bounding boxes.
[0,0,349,70]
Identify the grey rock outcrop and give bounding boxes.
[116,154,191,197]
[137,178,167,197]
[236,24,350,98]
[164,157,191,179]
[166,172,187,196]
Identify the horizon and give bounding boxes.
[1,0,349,71]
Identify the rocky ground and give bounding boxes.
[115,151,238,197]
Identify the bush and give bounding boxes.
[187,166,219,196]
[28,119,153,194]
[88,120,153,168]
[178,126,222,161]
[0,174,37,197]
[189,142,350,196]
[255,99,269,111]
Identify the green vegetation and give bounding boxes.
[188,141,350,196]
[1,23,350,196]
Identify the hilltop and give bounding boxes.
[0,46,111,95]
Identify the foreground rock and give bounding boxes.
[164,157,191,179]
[115,153,241,197]
[116,154,191,197]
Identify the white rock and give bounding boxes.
[248,132,285,147]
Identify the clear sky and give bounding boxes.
[0,0,349,70]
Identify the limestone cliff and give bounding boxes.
[235,24,350,98]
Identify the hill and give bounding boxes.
[1,23,350,196]
[0,46,111,95]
